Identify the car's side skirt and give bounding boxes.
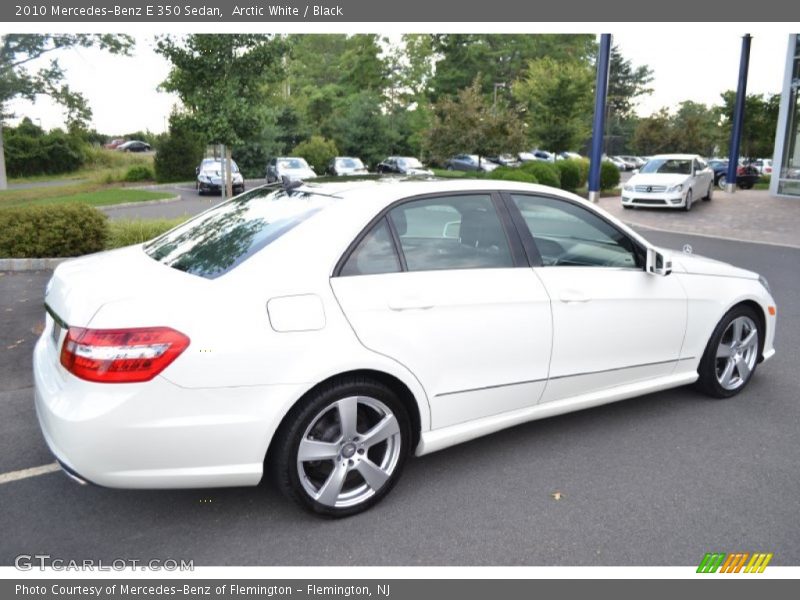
[415,370,699,456]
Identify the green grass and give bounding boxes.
[431,168,474,178]
[8,149,155,186]
[107,217,187,249]
[0,188,173,209]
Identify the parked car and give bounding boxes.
[35,179,776,517]
[619,155,646,169]
[611,156,637,170]
[328,157,368,177]
[708,160,760,190]
[196,158,245,195]
[557,151,583,161]
[103,138,126,150]
[751,158,772,176]
[116,140,151,152]
[486,154,521,168]
[266,157,317,183]
[519,149,554,163]
[621,154,715,211]
[376,156,434,176]
[605,155,627,170]
[444,154,498,172]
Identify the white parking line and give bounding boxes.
[0,462,60,485]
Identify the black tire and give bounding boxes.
[622,204,632,209]
[270,376,412,517]
[695,304,762,399]
[683,189,693,212]
[740,183,753,190]
[703,182,713,201]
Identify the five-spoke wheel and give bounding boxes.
[697,305,762,398]
[271,378,410,517]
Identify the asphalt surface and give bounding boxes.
[0,229,797,566]
[101,179,267,221]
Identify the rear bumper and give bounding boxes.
[33,327,302,489]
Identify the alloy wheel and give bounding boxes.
[715,316,759,391]
[296,396,402,508]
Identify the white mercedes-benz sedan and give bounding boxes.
[621,154,715,211]
[34,179,777,516]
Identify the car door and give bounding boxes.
[503,192,688,404]
[330,192,553,430]
[693,158,712,193]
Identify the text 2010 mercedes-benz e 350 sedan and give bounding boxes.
[34,179,777,516]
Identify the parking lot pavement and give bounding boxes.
[599,189,800,248]
[101,178,268,221]
[1,230,798,566]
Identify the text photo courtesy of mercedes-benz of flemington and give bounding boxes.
[34,179,777,516]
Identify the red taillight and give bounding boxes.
[59,326,190,383]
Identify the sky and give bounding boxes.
[4,31,793,136]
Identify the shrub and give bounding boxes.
[107,218,186,249]
[555,160,582,192]
[488,167,539,184]
[575,158,590,188]
[600,161,621,190]
[123,165,155,182]
[154,118,206,183]
[0,204,107,258]
[519,161,560,188]
[3,120,87,177]
[292,136,339,174]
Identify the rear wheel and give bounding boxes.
[717,174,727,190]
[696,305,761,398]
[271,377,411,517]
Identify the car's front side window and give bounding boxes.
[510,194,642,269]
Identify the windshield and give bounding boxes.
[398,157,423,169]
[200,160,239,173]
[640,158,692,175]
[144,187,332,279]
[336,158,364,169]
[278,158,309,170]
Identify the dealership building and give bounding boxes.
[772,34,800,198]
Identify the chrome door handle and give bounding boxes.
[559,290,590,303]
[388,297,435,311]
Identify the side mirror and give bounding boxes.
[646,247,672,276]
[195,166,200,175]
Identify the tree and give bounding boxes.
[0,34,134,189]
[605,45,654,154]
[153,112,205,183]
[632,109,676,155]
[717,91,780,159]
[156,34,288,195]
[512,58,593,153]
[429,34,596,101]
[426,77,527,164]
[671,101,721,156]
[291,136,338,174]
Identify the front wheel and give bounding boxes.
[683,189,693,212]
[703,182,713,201]
[717,174,727,190]
[696,305,762,398]
[271,377,411,517]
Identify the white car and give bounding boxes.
[35,179,776,516]
[621,154,715,211]
[265,157,317,183]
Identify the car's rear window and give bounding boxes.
[144,187,331,279]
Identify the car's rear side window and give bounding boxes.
[144,188,328,279]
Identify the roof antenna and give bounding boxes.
[281,176,304,194]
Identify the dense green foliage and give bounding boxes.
[154,114,205,183]
[600,161,621,190]
[0,203,107,257]
[519,161,561,188]
[555,159,582,192]
[2,119,86,177]
[123,164,155,182]
[291,136,339,174]
[487,167,539,184]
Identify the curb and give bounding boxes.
[0,257,70,272]
[98,194,182,211]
